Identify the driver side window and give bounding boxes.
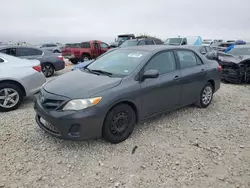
[144,51,176,75]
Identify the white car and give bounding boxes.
[0,53,46,112]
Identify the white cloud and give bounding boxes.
[0,0,250,43]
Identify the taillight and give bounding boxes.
[33,65,41,72]
[57,55,64,61]
[218,65,222,72]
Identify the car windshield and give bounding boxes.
[118,36,132,42]
[227,48,250,56]
[164,38,182,45]
[120,40,139,47]
[86,49,149,77]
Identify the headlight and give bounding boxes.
[62,97,102,111]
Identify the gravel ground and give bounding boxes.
[0,70,250,188]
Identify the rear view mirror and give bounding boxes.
[142,69,159,79]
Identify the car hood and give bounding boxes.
[43,70,122,99]
[217,52,250,64]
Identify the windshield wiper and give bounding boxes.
[84,67,99,75]
[91,69,113,77]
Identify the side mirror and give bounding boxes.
[201,51,206,55]
[142,69,159,80]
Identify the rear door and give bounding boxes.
[140,50,181,117]
[175,50,206,105]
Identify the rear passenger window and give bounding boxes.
[81,42,91,48]
[154,39,163,45]
[145,51,176,74]
[146,40,154,45]
[0,58,4,63]
[17,48,42,56]
[177,51,202,69]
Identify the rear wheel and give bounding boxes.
[53,50,60,53]
[0,83,24,112]
[81,54,90,62]
[102,104,136,144]
[195,82,214,108]
[71,59,78,64]
[42,63,55,77]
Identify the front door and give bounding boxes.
[175,50,207,105]
[93,43,102,58]
[140,51,182,117]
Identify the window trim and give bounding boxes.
[174,49,204,70]
[139,50,178,76]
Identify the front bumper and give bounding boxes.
[34,95,104,140]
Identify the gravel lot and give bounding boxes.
[0,69,250,188]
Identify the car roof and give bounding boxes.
[0,45,42,50]
[118,45,200,52]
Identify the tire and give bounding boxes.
[0,83,24,112]
[53,50,60,53]
[195,82,214,108]
[71,60,78,64]
[81,54,90,62]
[102,104,136,144]
[42,63,55,77]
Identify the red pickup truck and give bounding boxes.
[61,40,110,64]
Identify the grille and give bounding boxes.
[42,99,64,110]
[39,90,66,110]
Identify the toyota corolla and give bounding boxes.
[34,45,221,143]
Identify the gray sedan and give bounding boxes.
[0,46,65,77]
[34,45,221,143]
[0,53,46,112]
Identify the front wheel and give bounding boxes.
[42,63,55,77]
[195,83,214,108]
[102,104,136,144]
[0,83,24,112]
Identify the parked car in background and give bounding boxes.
[0,53,46,112]
[115,34,136,46]
[61,40,110,64]
[202,39,213,46]
[34,45,221,143]
[0,46,65,77]
[206,45,250,84]
[39,43,62,53]
[211,42,234,52]
[213,39,223,43]
[164,37,188,45]
[119,37,163,48]
[188,45,214,55]
[164,36,202,46]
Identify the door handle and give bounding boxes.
[174,75,179,80]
